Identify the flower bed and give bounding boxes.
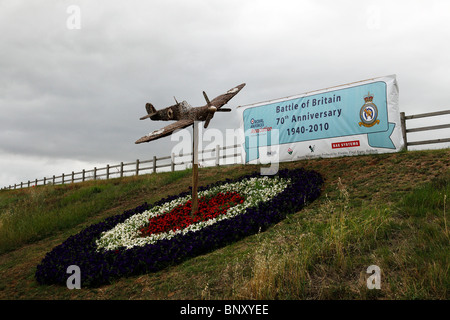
[35,168,323,287]
[96,175,290,251]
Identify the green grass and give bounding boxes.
[0,169,191,254]
[234,176,448,300]
[0,148,449,300]
[399,172,449,219]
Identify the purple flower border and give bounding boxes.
[35,168,323,287]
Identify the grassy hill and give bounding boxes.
[0,148,448,300]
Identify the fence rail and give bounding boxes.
[400,110,450,149]
[3,144,242,190]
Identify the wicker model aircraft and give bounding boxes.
[135,83,246,215]
[135,83,246,144]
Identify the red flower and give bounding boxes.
[140,192,245,237]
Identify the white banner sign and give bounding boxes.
[238,75,404,164]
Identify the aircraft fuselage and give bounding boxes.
[150,101,210,122]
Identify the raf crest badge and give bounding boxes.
[359,92,380,127]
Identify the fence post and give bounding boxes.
[82,170,85,182]
[153,156,157,173]
[44,177,46,186]
[171,153,175,172]
[106,164,110,180]
[223,145,226,164]
[120,162,124,178]
[62,174,65,185]
[136,159,140,176]
[20,182,23,189]
[216,144,220,166]
[94,167,97,180]
[400,112,408,150]
[53,175,55,185]
[71,171,75,183]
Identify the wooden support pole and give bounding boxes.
[171,153,175,172]
[192,163,198,214]
[191,121,199,215]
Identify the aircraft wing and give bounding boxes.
[209,83,246,110]
[135,119,194,144]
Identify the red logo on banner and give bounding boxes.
[332,140,360,149]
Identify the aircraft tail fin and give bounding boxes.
[146,103,157,115]
[140,103,157,120]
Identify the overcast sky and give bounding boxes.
[1,0,449,187]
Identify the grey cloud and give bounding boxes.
[1,0,449,187]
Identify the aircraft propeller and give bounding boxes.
[203,91,216,128]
